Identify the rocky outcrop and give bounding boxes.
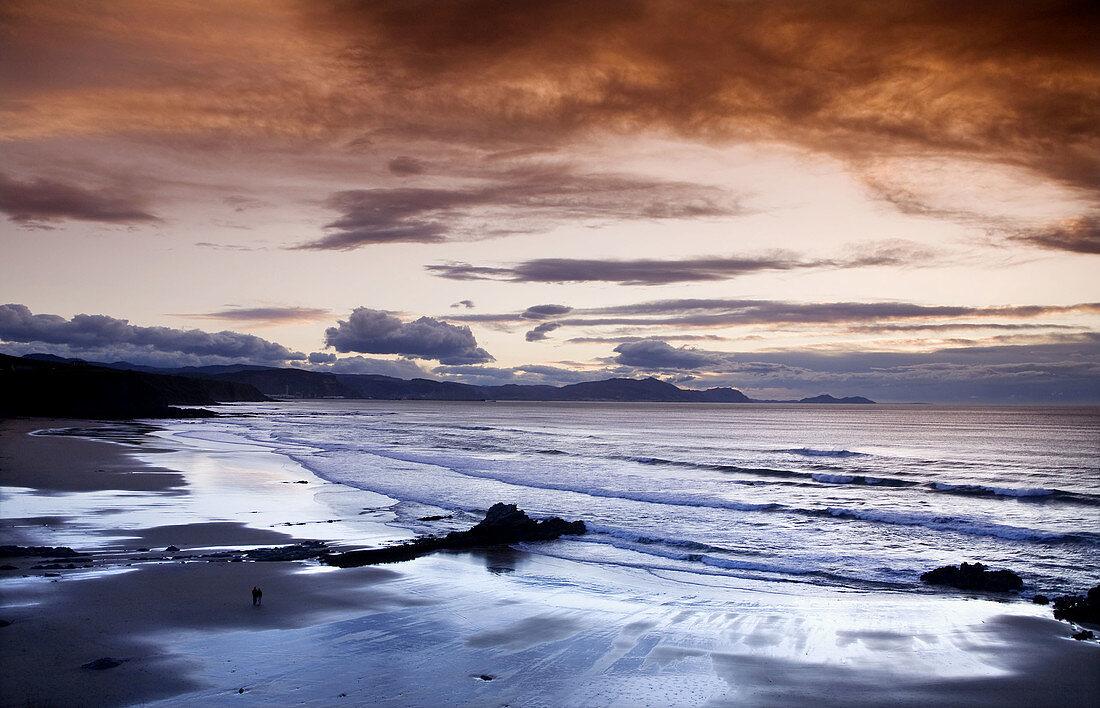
[323,503,585,568]
[244,540,328,562]
[1052,585,1100,625]
[0,545,87,559]
[919,562,1023,592]
[82,657,127,670]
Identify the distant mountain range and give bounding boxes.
[8,353,874,415]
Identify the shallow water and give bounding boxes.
[166,401,1100,595]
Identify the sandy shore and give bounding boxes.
[1,417,1097,707]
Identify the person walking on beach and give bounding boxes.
[252,586,262,606]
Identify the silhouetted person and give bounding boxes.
[252,586,262,606]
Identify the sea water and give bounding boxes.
[166,401,1100,595]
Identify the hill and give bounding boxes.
[0,354,268,419]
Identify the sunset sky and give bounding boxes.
[1,0,1097,402]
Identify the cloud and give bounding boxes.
[606,336,1100,402]
[308,0,1100,197]
[223,195,269,212]
[1007,216,1100,254]
[567,334,728,344]
[308,351,336,364]
[525,322,561,342]
[298,168,738,249]
[449,298,1100,329]
[387,156,425,175]
[323,355,432,378]
[451,300,475,309]
[613,340,718,369]
[428,244,932,285]
[0,173,156,225]
[324,307,493,364]
[0,303,304,364]
[5,1,1095,207]
[177,306,331,326]
[521,304,573,319]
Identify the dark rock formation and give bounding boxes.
[0,545,86,559]
[165,546,180,553]
[919,562,1023,592]
[323,503,586,568]
[1052,585,1100,625]
[244,540,327,562]
[1072,629,1095,640]
[1033,595,1050,605]
[82,657,127,670]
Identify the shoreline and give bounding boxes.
[2,416,1098,706]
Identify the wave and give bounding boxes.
[573,527,912,589]
[811,473,917,487]
[816,506,1095,543]
[929,483,1100,506]
[783,448,868,458]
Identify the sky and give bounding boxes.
[1,0,1098,403]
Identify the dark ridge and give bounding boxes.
[8,353,875,403]
[0,353,267,419]
[323,503,586,568]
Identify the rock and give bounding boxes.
[1032,595,1050,605]
[137,547,150,552]
[165,546,180,553]
[244,540,327,562]
[0,545,86,559]
[323,503,586,568]
[478,675,494,681]
[1072,629,1095,641]
[82,657,127,670]
[418,515,453,521]
[1052,584,1100,625]
[0,565,19,571]
[0,619,11,627]
[919,562,1023,592]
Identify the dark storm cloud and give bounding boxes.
[324,307,493,364]
[180,306,331,326]
[312,0,1100,196]
[0,303,304,363]
[613,340,718,369]
[299,169,738,249]
[308,351,337,364]
[387,156,426,175]
[525,322,561,342]
[0,173,156,225]
[1008,216,1100,255]
[428,244,930,285]
[521,304,573,320]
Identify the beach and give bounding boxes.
[1,416,1098,707]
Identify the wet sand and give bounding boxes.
[1,418,1097,707]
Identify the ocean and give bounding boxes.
[166,401,1100,596]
